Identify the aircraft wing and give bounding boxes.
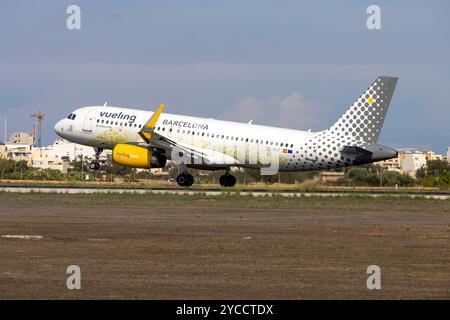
[139,104,238,166]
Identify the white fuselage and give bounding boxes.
[54,105,330,172]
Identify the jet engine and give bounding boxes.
[112,144,167,169]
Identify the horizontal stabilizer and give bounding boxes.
[341,144,398,163]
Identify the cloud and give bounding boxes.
[221,92,331,131]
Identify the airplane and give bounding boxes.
[54,76,399,187]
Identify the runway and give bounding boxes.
[0,192,449,299]
[0,185,449,199]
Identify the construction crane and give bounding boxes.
[30,111,45,147]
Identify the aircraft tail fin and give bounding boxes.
[326,76,398,144]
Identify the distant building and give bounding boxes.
[379,149,446,176]
[447,147,450,163]
[0,144,7,159]
[7,131,34,145]
[5,144,33,166]
[401,152,427,176]
[32,147,68,172]
[31,139,111,173]
[44,139,100,162]
[425,151,443,161]
[378,156,401,173]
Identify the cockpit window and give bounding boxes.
[67,113,76,120]
[71,114,76,120]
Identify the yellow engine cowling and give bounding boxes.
[112,144,166,169]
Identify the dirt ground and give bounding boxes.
[0,193,449,299]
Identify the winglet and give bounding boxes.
[139,103,165,143]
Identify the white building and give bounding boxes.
[401,152,427,176]
[31,139,111,172]
[447,147,450,163]
[425,151,443,161]
[5,144,33,166]
[378,156,401,173]
[7,131,34,145]
[41,139,98,162]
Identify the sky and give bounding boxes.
[0,1,449,153]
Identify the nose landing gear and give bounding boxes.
[89,161,101,170]
[89,148,103,171]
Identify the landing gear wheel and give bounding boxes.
[219,174,236,187]
[89,161,100,170]
[227,174,236,187]
[185,173,194,187]
[177,173,194,187]
[90,148,103,171]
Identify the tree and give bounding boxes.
[416,160,450,187]
[416,160,449,178]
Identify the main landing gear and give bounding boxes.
[89,148,103,171]
[175,168,236,188]
[219,172,236,187]
[176,172,194,187]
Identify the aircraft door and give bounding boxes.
[305,142,318,162]
[82,110,96,132]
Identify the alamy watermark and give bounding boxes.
[66,5,81,30]
[367,5,381,30]
[66,265,81,290]
[366,265,381,290]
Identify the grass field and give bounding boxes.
[1,179,449,194]
[0,193,449,299]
